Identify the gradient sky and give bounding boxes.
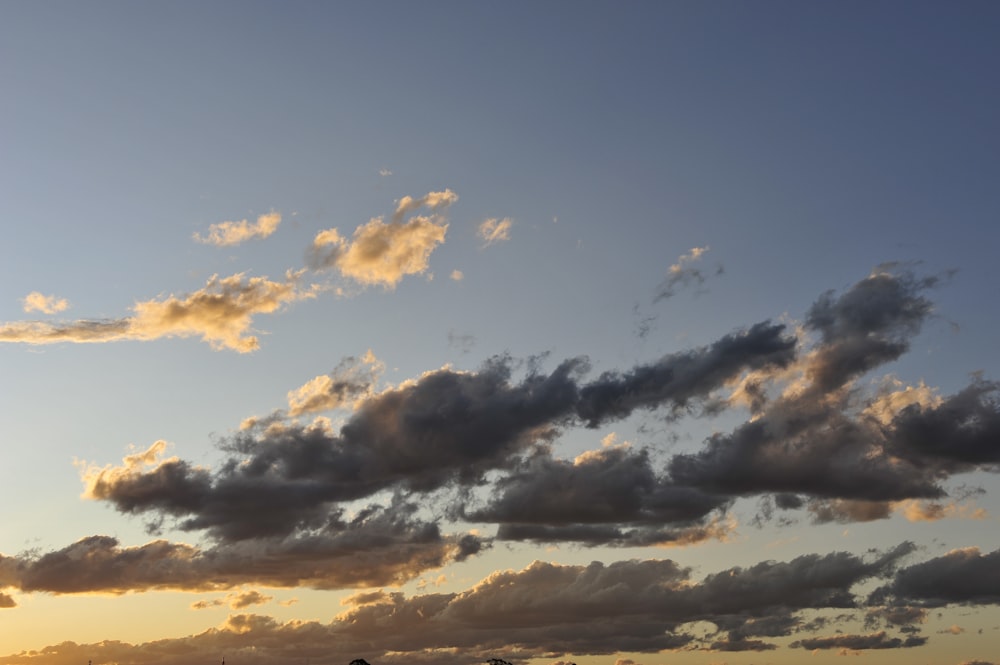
[2,2,1000,664]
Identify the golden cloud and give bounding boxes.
[21,291,69,314]
[0,270,316,353]
[193,212,282,246]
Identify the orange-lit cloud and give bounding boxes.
[391,189,458,223]
[193,212,281,246]
[21,292,69,314]
[0,271,315,352]
[229,589,272,609]
[898,500,987,522]
[478,217,512,246]
[308,190,456,289]
[286,350,384,417]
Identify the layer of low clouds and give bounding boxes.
[4,264,1000,662]
[0,545,953,664]
[0,502,481,593]
[193,212,282,246]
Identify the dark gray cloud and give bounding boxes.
[869,546,1000,608]
[0,502,479,594]
[668,400,946,501]
[804,269,935,390]
[76,267,1000,557]
[464,446,729,546]
[865,605,928,629]
[84,321,794,545]
[887,378,1000,467]
[790,631,928,650]
[0,546,916,663]
[707,637,776,651]
[665,268,1000,511]
[576,321,795,427]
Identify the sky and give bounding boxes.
[1,1,1000,664]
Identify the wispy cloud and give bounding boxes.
[656,245,721,300]
[21,292,69,314]
[478,217,512,247]
[193,212,282,246]
[0,271,316,353]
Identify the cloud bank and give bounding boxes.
[4,265,1000,663]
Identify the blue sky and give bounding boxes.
[2,2,1000,664]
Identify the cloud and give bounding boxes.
[865,605,927,629]
[193,212,282,246]
[0,546,916,663]
[77,326,795,547]
[666,267,1000,509]
[229,589,272,609]
[21,291,69,314]
[49,265,1000,566]
[447,330,475,354]
[803,266,936,391]
[478,217,512,246]
[575,321,796,427]
[379,168,392,176]
[286,350,384,417]
[656,246,720,300]
[790,631,927,650]
[191,598,225,610]
[308,191,456,288]
[0,505,479,594]
[464,446,732,547]
[391,189,458,223]
[450,269,464,281]
[10,260,1000,665]
[868,546,1000,607]
[0,271,316,352]
[0,592,15,608]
